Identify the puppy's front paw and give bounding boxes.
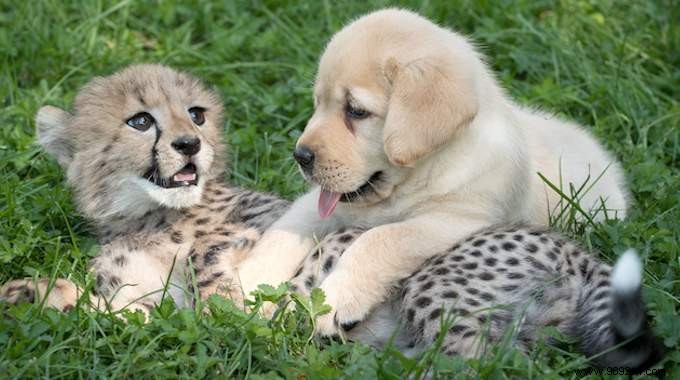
[314,272,372,337]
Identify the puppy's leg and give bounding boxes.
[235,190,340,308]
[314,212,489,336]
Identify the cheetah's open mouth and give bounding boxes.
[143,163,198,189]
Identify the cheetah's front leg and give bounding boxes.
[185,226,261,308]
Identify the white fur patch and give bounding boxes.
[97,175,204,219]
[133,176,205,210]
[611,249,642,294]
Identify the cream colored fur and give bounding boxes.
[236,9,628,335]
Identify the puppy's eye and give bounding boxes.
[188,107,206,126]
[345,104,370,120]
[126,112,155,131]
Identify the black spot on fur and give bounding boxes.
[195,217,210,225]
[154,217,166,229]
[502,242,516,251]
[304,275,315,289]
[472,239,486,247]
[513,234,524,242]
[501,284,518,291]
[466,287,479,295]
[109,276,121,289]
[338,234,354,243]
[462,262,478,270]
[450,255,465,262]
[462,330,477,338]
[453,277,468,286]
[415,297,432,308]
[194,230,207,238]
[479,272,495,281]
[526,256,548,272]
[505,257,519,266]
[450,324,467,334]
[484,257,497,267]
[442,291,458,299]
[480,292,494,301]
[433,267,450,275]
[421,281,435,291]
[546,250,558,261]
[311,250,320,259]
[406,308,415,323]
[470,250,482,257]
[416,274,428,282]
[323,257,335,273]
[506,272,524,280]
[170,231,183,244]
[465,298,481,307]
[429,308,442,320]
[526,243,539,253]
[579,259,590,277]
[114,255,126,266]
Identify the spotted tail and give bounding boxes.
[573,250,663,373]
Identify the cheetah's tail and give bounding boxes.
[574,249,663,373]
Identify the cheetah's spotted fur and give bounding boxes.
[291,225,662,371]
[0,65,661,372]
[0,65,290,313]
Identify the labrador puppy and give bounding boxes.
[234,9,628,335]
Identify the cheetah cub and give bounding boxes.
[0,65,289,313]
[291,225,662,372]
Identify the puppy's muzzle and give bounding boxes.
[293,146,315,173]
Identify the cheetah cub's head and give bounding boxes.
[36,64,225,221]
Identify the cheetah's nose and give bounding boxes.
[172,136,201,156]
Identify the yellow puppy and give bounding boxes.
[235,9,628,335]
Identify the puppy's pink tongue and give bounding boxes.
[318,190,342,219]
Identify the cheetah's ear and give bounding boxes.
[36,105,74,168]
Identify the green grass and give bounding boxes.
[0,0,678,378]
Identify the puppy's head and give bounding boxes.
[295,9,480,218]
[37,64,225,222]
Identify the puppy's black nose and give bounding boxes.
[293,146,315,170]
[172,136,201,156]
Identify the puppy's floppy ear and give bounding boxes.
[36,105,74,168]
[382,56,478,167]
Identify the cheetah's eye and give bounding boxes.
[126,112,155,131]
[188,107,206,126]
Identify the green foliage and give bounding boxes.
[0,0,678,378]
